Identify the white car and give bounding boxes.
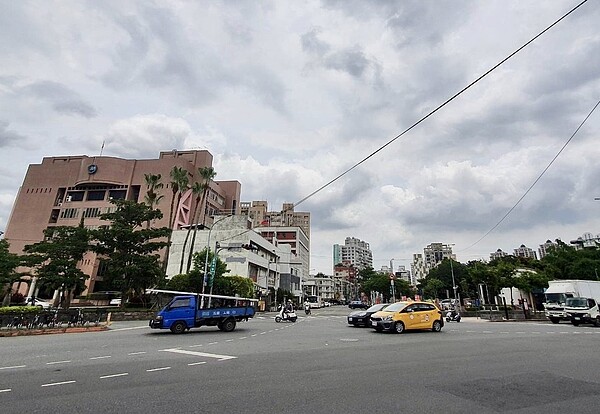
[25,298,53,309]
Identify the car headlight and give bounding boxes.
[585,313,591,318]
[383,315,393,321]
[155,315,163,320]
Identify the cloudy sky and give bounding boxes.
[1,1,599,274]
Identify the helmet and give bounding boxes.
[287,299,292,303]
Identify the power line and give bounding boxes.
[218,0,590,247]
[461,98,600,252]
[292,0,589,209]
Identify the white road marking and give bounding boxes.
[208,342,218,345]
[239,337,247,340]
[189,344,204,348]
[188,362,207,366]
[100,373,129,379]
[46,360,71,365]
[159,348,237,361]
[41,380,76,387]
[128,351,147,355]
[146,367,171,372]
[225,339,234,342]
[0,365,26,370]
[90,356,111,360]
[108,326,149,332]
[0,389,11,393]
[251,334,258,337]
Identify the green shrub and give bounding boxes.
[0,306,40,314]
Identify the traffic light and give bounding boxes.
[242,241,259,251]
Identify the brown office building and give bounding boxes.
[5,149,241,295]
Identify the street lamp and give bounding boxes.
[448,243,459,308]
[201,215,232,308]
[390,258,396,303]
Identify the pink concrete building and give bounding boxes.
[5,149,241,295]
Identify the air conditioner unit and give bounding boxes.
[66,195,72,202]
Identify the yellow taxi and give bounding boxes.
[370,301,444,333]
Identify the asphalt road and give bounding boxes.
[2,306,600,414]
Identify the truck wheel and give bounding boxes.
[549,317,560,324]
[221,319,236,332]
[170,321,187,334]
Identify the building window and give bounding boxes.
[87,190,106,201]
[83,207,101,218]
[60,208,79,219]
[108,189,127,200]
[66,191,85,202]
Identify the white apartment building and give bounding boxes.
[490,249,509,261]
[333,237,373,270]
[513,244,537,260]
[168,215,301,299]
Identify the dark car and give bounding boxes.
[348,300,369,309]
[347,303,389,327]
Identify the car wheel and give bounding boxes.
[170,321,187,334]
[432,320,442,332]
[595,317,600,327]
[549,317,560,324]
[571,319,580,326]
[394,322,405,334]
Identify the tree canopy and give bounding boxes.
[91,199,171,303]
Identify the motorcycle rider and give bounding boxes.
[279,299,294,320]
[303,299,311,315]
[446,305,460,321]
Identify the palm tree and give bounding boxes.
[186,166,216,273]
[179,182,204,273]
[168,167,189,229]
[163,167,189,271]
[143,173,164,228]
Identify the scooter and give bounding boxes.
[275,309,298,323]
[446,310,461,322]
[304,304,311,315]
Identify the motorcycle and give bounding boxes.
[304,304,311,315]
[275,310,298,323]
[446,310,461,322]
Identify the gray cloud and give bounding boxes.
[24,81,97,118]
[0,121,28,148]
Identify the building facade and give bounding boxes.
[513,244,537,260]
[490,249,509,261]
[5,149,241,295]
[332,237,373,270]
[241,201,311,238]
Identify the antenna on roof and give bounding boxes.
[100,140,106,157]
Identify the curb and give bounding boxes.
[0,325,108,337]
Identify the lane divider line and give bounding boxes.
[41,380,76,387]
[90,356,112,360]
[0,365,26,370]
[46,360,72,365]
[100,373,129,379]
[146,367,171,372]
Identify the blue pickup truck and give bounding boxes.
[148,289,257,334]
